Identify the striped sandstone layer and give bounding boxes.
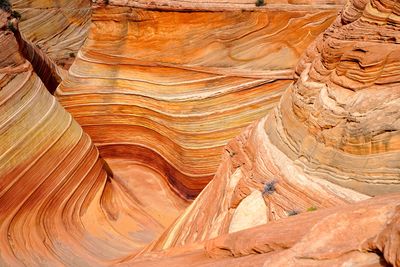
[144,0,400,253]
[0,7,187,266]
[13,28,63,93]
[10,0,91,69]
[56,1,342,199]
[2,0,399,266]
[3,3,63,93]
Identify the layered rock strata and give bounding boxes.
[56,1,341,198]
[0,8,186,266]
[120,194,400,266]
[10,0,91,69]
[2,0,399,266]
[145,0,400,253]
[13,28,63,93]
[0,4,62,93]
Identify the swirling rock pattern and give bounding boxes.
[272,0,400,195]
[0,8,186,266]
[56,2,341,199]
[2,0,400,266]
[144,0,400,255]
[10,0,91,69]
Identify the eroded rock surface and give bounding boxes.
[11,0,91,69]
[144,0,400,258]
[1,0,399,266]
[122,194,400,266]
[104,0,344,11]
[56,0,341,199]
[0,7,186,265]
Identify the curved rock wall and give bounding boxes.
[2,0,399,266]
[276,0,400,195]
[13,28,63,93]
[56,2,341,199]
[144,0,400,252]
[0,8,186,265]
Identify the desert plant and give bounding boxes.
[263,180,277,195]
[0,0,11,12]
[307,206,317,212]
[69,52,75,58]
[255,0,265,7]
[287,210,300,216]
[7,20,16,32]
[11,10,21,19]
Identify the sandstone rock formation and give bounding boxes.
[120,194,400,266]
[13,27,64,93]
[142,0,400,260]
[56,0,341,199]
[103,0,344,11]
[11,0,91,69]
[1,0,399,266]
[0,6,186,265]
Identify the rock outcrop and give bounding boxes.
[1,0,400,266]
[13,27,63,93]
[11,0,91,69]
[56,0,341,199]
[119,194,400,266]
[103,0,345,11]
[0,6,186,266]
[143,0,400,257]
[2,2,63,93]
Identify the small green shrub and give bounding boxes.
[11,10,21,19]
[7,20,16,32]
[69,52,75,58]
[307,206,317,212]
[255,0,265,7]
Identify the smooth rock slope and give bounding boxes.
[122,194,400,266]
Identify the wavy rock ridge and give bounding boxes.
[56,1,341,199]
[13,28,63,93]
[0,7,186,266]
[141,0,400,261]
[1,0,399,266]
[11,0,91,69]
